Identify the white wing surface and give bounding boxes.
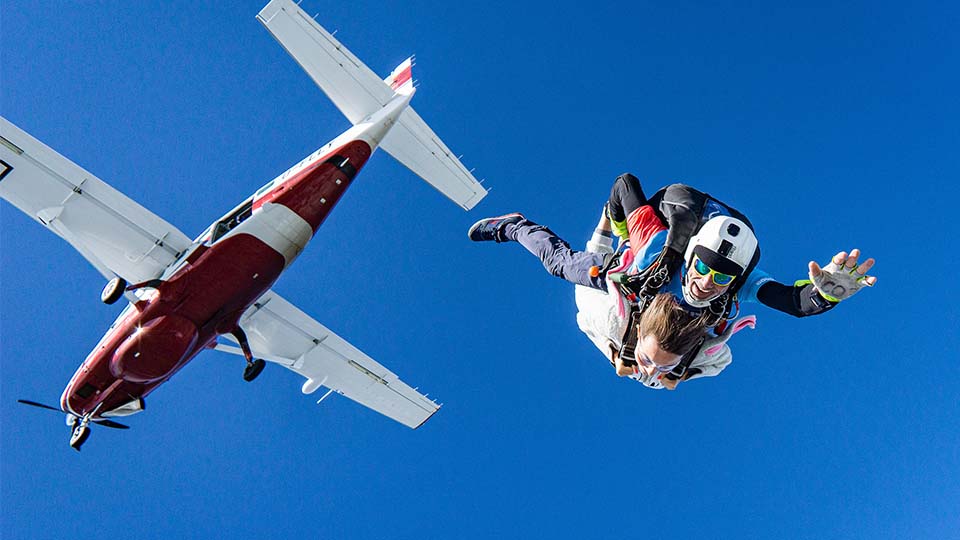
[0,117,192,283]
[219,290,439,429]
[257,0,393,124]
[379,108,487,210]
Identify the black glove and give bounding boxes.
[640,246,682,296]
[656,246,684,276]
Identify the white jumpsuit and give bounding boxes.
[574,229,738,389]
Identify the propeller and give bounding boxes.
[93,419,129,430]
[17,399,60,412]
[17,399,129,429]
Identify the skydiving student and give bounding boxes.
[574,210,755,389]
[587,290,714,389]
[472,207,757,390]
[468,174,877,389]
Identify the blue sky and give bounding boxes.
[2,1,958,538]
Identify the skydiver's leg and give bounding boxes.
[607,173,648,223]
[500,219,608,291]
[607,173,667,257]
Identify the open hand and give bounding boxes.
[809,249,877,302]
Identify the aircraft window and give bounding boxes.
[75,383,97,399]
[254,180,276,199]
[210,199,253,243]
[325,154,357,180]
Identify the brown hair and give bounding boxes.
[637,294,709,357]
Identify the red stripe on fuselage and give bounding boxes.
[62,233,286,417]
[254,140,371,231]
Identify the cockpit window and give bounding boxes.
[209,199,253,243]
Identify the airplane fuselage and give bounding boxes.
[60,139,372,419]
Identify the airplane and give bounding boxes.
[0,0,487,450]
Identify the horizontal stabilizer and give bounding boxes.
[380,107,486,210]
[257,0,487,210]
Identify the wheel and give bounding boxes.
[101,277,127,304]
[243,359,266,382]
[69,425,91,451]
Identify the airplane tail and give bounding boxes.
[257,0,487,210]
[384,57,415,95]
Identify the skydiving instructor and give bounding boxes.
[600,173,877,320]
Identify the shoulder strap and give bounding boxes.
[663,334,707,381]
[617,309,644,369]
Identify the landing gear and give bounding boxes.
[232,327,265,382]
[101,277,127,304]
[244,359,266,382]
[69,419,91,451]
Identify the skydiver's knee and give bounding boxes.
[542,256,570,278]
[609,173,647,216]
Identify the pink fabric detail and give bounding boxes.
[730,315,756,334]
[705,314,757,355]
[606,249,636,318]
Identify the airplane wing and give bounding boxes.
[0,117,193,284]
[216,290,439,429]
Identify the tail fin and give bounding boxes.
[384,57,415,95]
[257,0,487,210]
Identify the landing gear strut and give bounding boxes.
[69,418,91,451]
[232,327,265,382]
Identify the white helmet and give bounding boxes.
[682,216,758,308]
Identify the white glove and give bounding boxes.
[809,249,877,302]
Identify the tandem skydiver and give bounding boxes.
[467,174,877,390]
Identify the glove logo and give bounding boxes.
[818,279,847,299]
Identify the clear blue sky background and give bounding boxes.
[2,1,958,538]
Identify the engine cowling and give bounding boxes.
[110,315,198,383]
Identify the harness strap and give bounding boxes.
[608,245,676,365]
[661,295,729,381]
[663,334,707,381]
[617,309,643,368]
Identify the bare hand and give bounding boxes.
[659,374,679,390]
[612,350,639,377]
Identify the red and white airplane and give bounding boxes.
[0,0,486,450]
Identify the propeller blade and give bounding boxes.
[17,399,62,412]
[20,399,129,429]
[93,419,130,430]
